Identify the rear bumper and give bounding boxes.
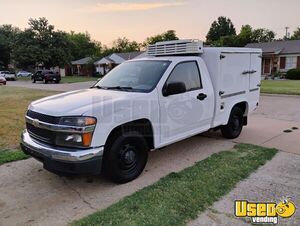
[21,130,104,175]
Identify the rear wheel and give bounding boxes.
[221,107,244,139]
[44,80,48,84]
[103,131,149,183]
[55,80,60,84]
[32,79,36,83]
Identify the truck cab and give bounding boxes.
[21,40,262,183]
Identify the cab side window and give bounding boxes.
[166,61,202,92]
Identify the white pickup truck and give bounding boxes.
[21,40,262,183]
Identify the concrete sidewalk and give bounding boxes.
[188,151,300,226]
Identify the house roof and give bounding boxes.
[114,51,144,60]
[94,57,114,65]
[71,57,93,65]
[94,51,144,65]
[245,40,300,55]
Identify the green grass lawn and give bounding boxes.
[0,149,29,164]
[0,86,59,164]
[17,75,99,84]
[261,80,300,95]
[72,144,278,226]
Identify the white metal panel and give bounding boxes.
[249,53,262,91]
[220,53,251,96]
[248,53,262,112]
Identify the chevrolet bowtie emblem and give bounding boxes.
[32,119,40,127]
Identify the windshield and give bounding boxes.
[94,60,171,92]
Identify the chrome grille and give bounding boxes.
[26,111,59,145]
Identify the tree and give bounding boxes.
[206,17,236,43]
[291,28,300,40]
[12,17,72,68]
[11,29,39,68]
[0,25,20,69]
[251,28,275,43]
[67,31,102,60]
[111,37,140,52]
[143,30,178,47]
[235,25,253,46]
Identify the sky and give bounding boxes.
[0,0,299,45]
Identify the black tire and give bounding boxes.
[44,80,48,84]
[55,80,60,84]
[221,107,244,139]
[32,79,36,83]
[103,131,149,183]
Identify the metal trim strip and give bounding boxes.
[249,88,259,92]
[220,91,246,99]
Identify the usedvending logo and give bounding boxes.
[235,199,296,224]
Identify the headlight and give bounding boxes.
[59,116,96,126]
[56,132,93,148]
[56,116,96,148]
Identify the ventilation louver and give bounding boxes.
[147,39,203,56]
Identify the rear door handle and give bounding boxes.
[197,93,207,101]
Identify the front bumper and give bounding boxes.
[21,130,104,175]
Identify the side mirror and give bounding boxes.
[163,82,186,96]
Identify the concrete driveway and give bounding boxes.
[0,93,300,226]
[203,94,300,155]
[0,138,235,226]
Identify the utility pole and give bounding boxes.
[284,27,289,39]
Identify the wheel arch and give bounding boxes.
[231,101,249,125]
[104,118,155,151]
[233,101,249,116]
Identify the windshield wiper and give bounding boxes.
[91,85,105,89]
[91,85,134,91]
[105,86,133,91]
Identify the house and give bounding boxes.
[246,40,300,75]
[94,52,144,75]
[71,57,95,76]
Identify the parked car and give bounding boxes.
[21,40,262,183]
[32,70,61,84]
[17,71,33,77]
[0,76,6,85]
[0,71,16,81]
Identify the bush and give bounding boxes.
[286,68,300,80]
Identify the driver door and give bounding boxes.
[159,61,212,145]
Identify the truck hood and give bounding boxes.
[29,88,143,116]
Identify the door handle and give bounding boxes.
[197,93,207,101]
[242,71,249,75]
[250,70,257,74]
[257,84,261,87]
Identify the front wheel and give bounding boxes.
[221,107,244,139]
[103,131,149,183]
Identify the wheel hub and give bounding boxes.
[122,149,136,164]
[120,144,138,167]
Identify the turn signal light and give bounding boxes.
[82,133,93,147]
